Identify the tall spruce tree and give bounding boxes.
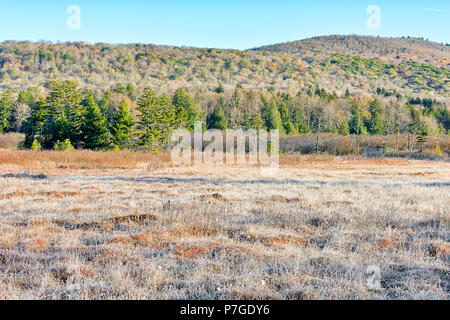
[278,102,297,134]
[136,87,177,151]
[0,91,13,133]
[248,113,265,130]
[172,89,199,130]
[207,105,228,130]
[137,88,161,149]
[172,89,189,128]
[99,90,112,120]
[81,96,110,150]
[24,98,49,147]
[338,117,350,135]
[349,106,368,135]
[43,113,72,149]
[111,99,134,148]
[44,80,83,147]
[126,82,138,101]
[158,94,177,146]
[262,98,283,133]
[368,99,386,135]
[292,106,310,133]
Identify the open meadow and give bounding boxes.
[0,151,448,300]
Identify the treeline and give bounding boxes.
[0,81,448,152]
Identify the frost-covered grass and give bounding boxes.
[0,153,448,299]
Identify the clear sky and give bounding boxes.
[0,0,448,49]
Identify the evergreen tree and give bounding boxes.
[158,94,178,145]
[367,99,386,135]
[248,113,265,130]
[262,98,283,133]
[136,87,177,151]
[81,96,110,150]
[345,88,351,98]
[207,105,228,130]
[99,90,112,119]
[46,80,81,119]
[338,117,350,135]
[54,139,75,151]
[42,113,72,149]
[278,102,297,134]
[408,104,422,134]
[31,139,41,151]
[416,126,428,154]
[137,88,161,149]
[45,80,83,146]
[81,89,96,107]
[24,98,49,148]
[227,85,242,128]
[315,86,328,99]
[215,83,224,94]
[172,88,199,130]
[292,106,310,133]
[349,106,368,135]
[112,83,127,95]
[111,99,134,148]
[126,82,138,101]
[17,90,34,106]
[0,91,13,133]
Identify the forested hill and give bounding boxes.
[0,35,449,98]
[253,35,450,64]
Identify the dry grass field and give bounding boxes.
[0,151,448,300]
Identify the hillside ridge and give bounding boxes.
[0,35,448,98]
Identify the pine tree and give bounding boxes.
[292,106,310,133]
[416,126,428,154]
[0,91,13,133]
[207,105,228,130]
[81,96,110,150]
[349,106,368,135]
[345,88,351,98]
[158,94,178,146]
[31,139,41,151]
[17,90,34,106]
[112,83,127,95]
[368,99,386,135]
[45,80,83,146]
[262,98,283,133]
[172,88,198,129]
[215,83,224,94]
[99,90,112,119]
[42,113,72,149]
[111,99,134,148]
[24,98,49,148]
[338,117,350,135]
[248,113,265,130]
[126,82,138,101]
[227,85,242,128]
[137,87,161,150]
[47,80,81,120]
[136,88,177,151]
[278,102,297,134]
[54,139,75,151]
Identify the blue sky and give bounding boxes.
[0,0,448,49]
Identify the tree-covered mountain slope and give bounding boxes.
[0,35,448,98]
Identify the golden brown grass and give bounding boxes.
[0,151,448,299]
[0,150,171,172]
